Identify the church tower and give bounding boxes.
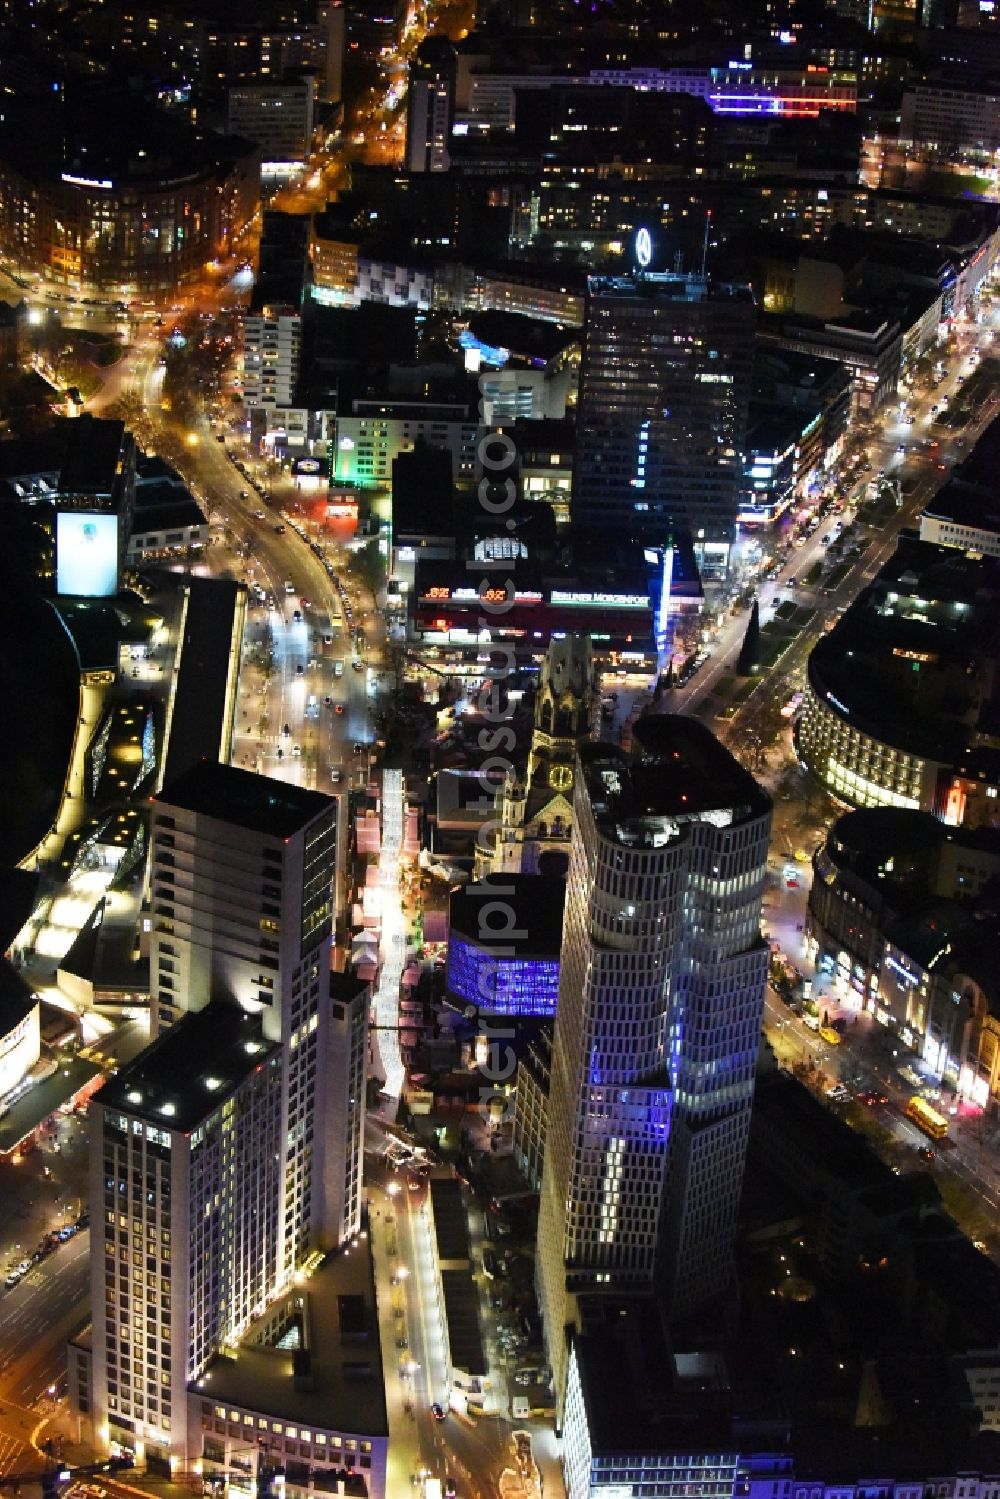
[487,635,599,877]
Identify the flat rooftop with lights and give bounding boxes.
[91,1003,278,1133]
[156,759,335,839]
[195,1238,388,1440]
[579,716,770,845]
[587,270,755,304]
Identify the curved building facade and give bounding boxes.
[797,536,999,823]
[0,86,259,295]
[798,663,943,813]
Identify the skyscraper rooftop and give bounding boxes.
[155,759,334,838]
[587,269,756,304]
[93,1002,279,1132]
[579,717,771,840]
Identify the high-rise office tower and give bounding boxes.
[537,717,771,1407]
[572,262,756,576]
[87,1003,283,1467]
[405,36,455,172]
[150,761,363,1265]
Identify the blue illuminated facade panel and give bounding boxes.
[447,935,560,1017]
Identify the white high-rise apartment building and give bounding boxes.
[88,1003,283,1468]
[537,716,771,1407]
[241,303,302,409]
[150,762,363,1269]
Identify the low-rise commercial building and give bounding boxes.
[421,1177,486,1400]
[901,82,1000,157]
[806,807,1000,1108]
[758,307,902,416]
[920,483,1000,559]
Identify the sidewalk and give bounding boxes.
[367,1183,423,1494]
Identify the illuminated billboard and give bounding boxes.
[56,511,120,597]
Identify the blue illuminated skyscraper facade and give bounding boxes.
[537,717,771,1410]
[447,936,560,1017]
[447,873,566,1019]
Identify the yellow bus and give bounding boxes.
[906,1095,949,1141]
[819,1026,842,1046]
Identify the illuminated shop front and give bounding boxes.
[807,809,1000,1109]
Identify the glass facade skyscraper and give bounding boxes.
[572,270,756,574]
[537,717,771,1411]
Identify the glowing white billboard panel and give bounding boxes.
[57,511,119,597]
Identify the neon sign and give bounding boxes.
[550,590,649,609]
[61,172,113,189]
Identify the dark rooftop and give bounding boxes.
[0,1054,102,1156]
[157,759,334,840]
[449,875,565,956]
[0,80,256,191]
[92,1002,278,1133]
[807,535,999,762]
[0,959,36,1036]
[59,417,129,498]
[441,1268,487,1377]
[466,310,577,365]
[199,1239,388,1437]
[827,806,947,863]
[129,498,206,535]
[0,867,41,953]
[923,479,1000,536]
[579,716,770,840]
[429,1177,471,1264]
[158,577,244,789]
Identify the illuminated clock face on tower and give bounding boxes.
[549,763,574,792]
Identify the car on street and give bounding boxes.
[431,1403,447,1421]
[917,1145,936,1162]
[335,703,345,715]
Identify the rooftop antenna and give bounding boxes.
[700,209,712,278]
[673,249,683,275]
